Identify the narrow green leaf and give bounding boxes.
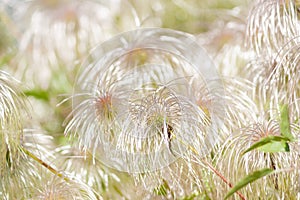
[154,179,170,196]
[24,89,50,101]
[279,104,294,141]
[243,135,290,155]
[258,141,289,152]
[6,149,11,168]
[154,185,167,196]
[113,185,124,196]
[180,192,204,200]
[224,168,273,200]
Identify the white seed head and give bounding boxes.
[65,28,224,174]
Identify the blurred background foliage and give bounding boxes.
[0,0,251,148]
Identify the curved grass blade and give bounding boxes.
[224,168,273,200]
[24,89,50,101]
[279,104,294,141]
[153,179,170,196]
[243,135,290,155]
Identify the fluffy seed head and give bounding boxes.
[215,119,300,198]
[0,70,39,199]
[0,70,26,175]
[10,0,138,89]
[31,175,99,200]
[246,0,300,55]
[65,28,224,174]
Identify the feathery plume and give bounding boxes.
[215,118,299,199]
[9,0,139,89]
[246,0,300,55]
[0,70,39,199]
[30,174,100,200]
[65,28,224,172]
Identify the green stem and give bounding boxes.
[21,147,102,199]
[21,147,70,182]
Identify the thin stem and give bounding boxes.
[172,134,246,200]
[269,153,279,190]
[21,147,70,182]
[201,159,246,200]
[21,147,102,199]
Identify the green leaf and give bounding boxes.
[154,184,167,196]
[6,149,11,168]
[180,192,203,200]
[279,104,294,141]
[113,185,124,196]
[224,168,273,200]
[24,89,50,101]
[180,191,212,200]
[154,179,170,196]
[258,140,289,152]
[243,135,290,155]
